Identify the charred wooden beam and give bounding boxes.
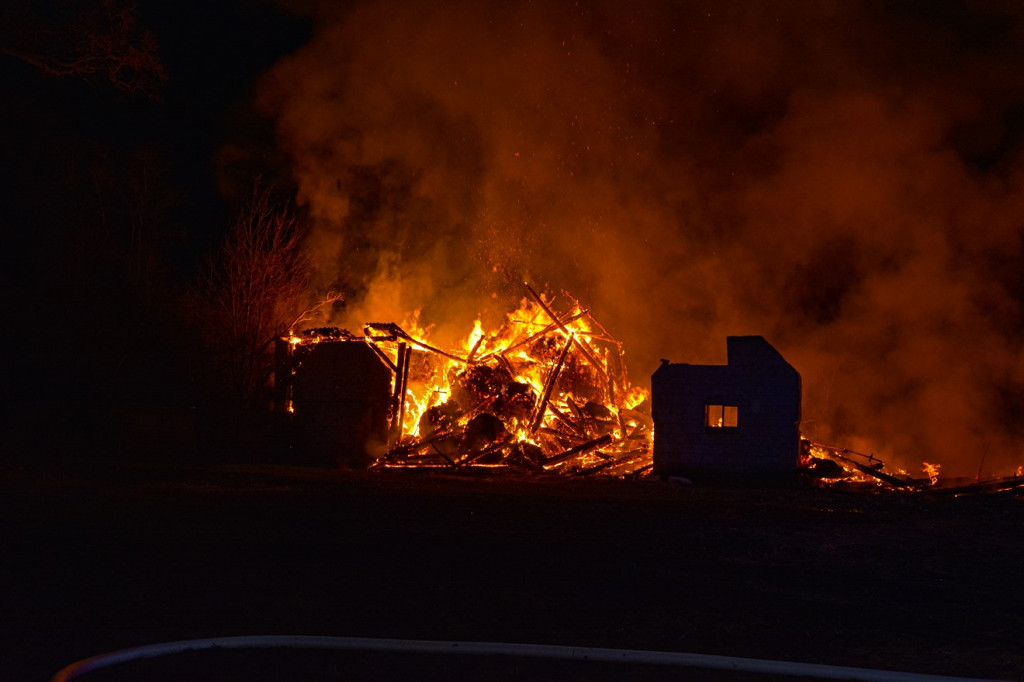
[463,394,499,422]
[366,340,398,373]
[574,337,609,380]
[564,292,632,388]
[364,322,402,342]
[606,359,618,405]
[427,442,458,467]
[575,449,647,476]
[366,322,472,365]
[524,283,608,380]
[387,448,455,467]
[619,408,653,431]
[823,449,915,489]
[494,353,520,383]
[541,434,614,469]
[394,343,407,398]
[400,332,471,365]
[547,404,586,437]
[388,342,408,444]
[386,428,452,458]
[629,462,654,477]
[529,333,574,433]
[460,441,512,466]
[498,308,588,356]
[398,343,412,440]
[818,444,887,471]
[538,426,589,444]
[565,397,584,422]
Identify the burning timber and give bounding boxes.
[274,290,654,477]
[803,441,1024,495]
[272,292,1022,490]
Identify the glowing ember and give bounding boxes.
[922,461,941,486]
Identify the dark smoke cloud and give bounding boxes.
[257,0,1024,476]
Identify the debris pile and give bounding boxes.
[291,286,653,476]
[803,441,1024,495]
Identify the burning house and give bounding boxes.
[274,288,654,476]
[652,336,801,479]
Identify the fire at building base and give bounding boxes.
[271,289,1024,494]
[274,289,653,477]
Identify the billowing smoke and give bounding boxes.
[257,0,1024,476]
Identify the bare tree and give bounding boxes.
[1,0,166,97]
[195,182,331,409]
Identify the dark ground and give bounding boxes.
[2,458,1022,681]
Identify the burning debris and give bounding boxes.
[802,441,916,489]
[803,441,1024,496]
[277,287,653,477]
[274,293,1021,491]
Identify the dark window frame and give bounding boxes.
[705,403,739,430]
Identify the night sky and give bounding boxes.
[5,0,1024,476]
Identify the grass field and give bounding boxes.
[3,458,1022,680]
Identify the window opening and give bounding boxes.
[706,404,738,428]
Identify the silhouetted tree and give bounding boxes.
[192,181,331,410]
[1,0,165,97]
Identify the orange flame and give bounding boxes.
[374,293,652,475]
[291,290,653,476]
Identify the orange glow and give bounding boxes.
[295,289,652,476]
[922,461,941,486]
[805,442,879,485]
[803,441,917,489]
